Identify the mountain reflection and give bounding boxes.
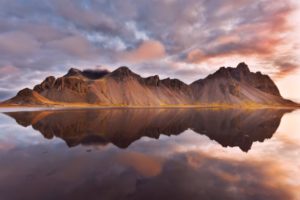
[5,108,291,152]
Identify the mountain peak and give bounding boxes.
[161,78,188,89]
[208,62,250,80]
[4,88,54,105]
[236,62,250,73]
[144,75,160,86]
[17,88,34,97]
[65,68,82,77]
[110,66,140,80]
[113,66,132,74]
[2,62,298,107]
[213,66,231,77]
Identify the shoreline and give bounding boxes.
[0,103,299,112]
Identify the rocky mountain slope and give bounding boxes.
[1,62,298,107]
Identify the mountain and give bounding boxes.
[5,108,291,152]
[3,88,57,106]
[1,62,298,107]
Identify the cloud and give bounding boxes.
[0,0,299,99]
[0,142,294,200]
[117,151,162,177]
[122,40,166,63]
[52,0,118,34]
[21,24,68,43]
[47,35,96,58]
[185,4,295,64]
[273,61,299,79]
[0,65,19,75]
[0,31,40,55]
[0,90,15,101]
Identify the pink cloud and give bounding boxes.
[47,35,95,58]
[0,31,40,55]
[117,151,162,177]
[122,40,166,63]
[0,66,19,76]
[185,4,297,79]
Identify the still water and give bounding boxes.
[0,108,299,200]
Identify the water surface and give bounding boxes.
[0,108,299,200]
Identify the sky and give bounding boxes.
[0,0,299,101]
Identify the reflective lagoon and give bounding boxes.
[0,108,299,200]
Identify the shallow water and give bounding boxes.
[0,108,299,200]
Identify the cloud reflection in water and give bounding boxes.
[0,108,299,200]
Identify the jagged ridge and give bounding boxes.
[2,62,298,107]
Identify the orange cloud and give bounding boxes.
[273,61,299,79]
[122,40,166,63]
[117,151,163,177]
[215,34,241,45]
[186,36,282,64]
[186,49,206,63]
[185,4,297,78]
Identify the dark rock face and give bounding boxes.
[17,88,34,97]
[248,72,281,97]
[144,75,160,86]
[53,77,88,93]
[34,76,88,94]
[33,76,56,93]
[191,62,282,99]
[236,62,250,73]
[229,63,280,96]
[4,88,49,105]
[109,66,141,81]
[161,78,188,90]
[129,72,189,90]
[209,66,232,79]
[65,68,82,77]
